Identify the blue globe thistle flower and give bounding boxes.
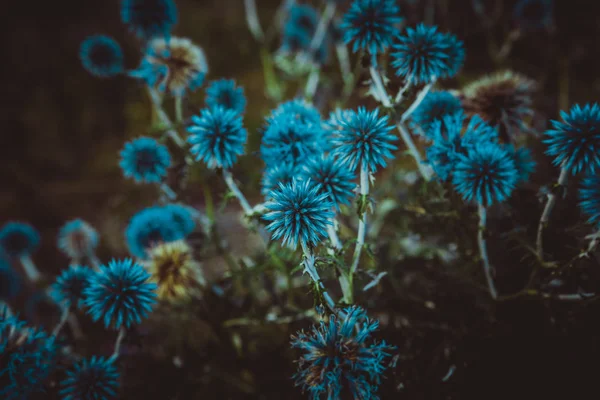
[268,99,322,127]
[281,4,330,64]
[452,142,519,206]
[300,155,357,209]
[161,204,196,237]
[263,179,334,249]
[391,24,465,84]
[0,258,21,301]
[507,145,536,184]
[578,174,600,227]
[205,79,247,115]
[341,0,403,55]
[50,265,94,309]
[119,137,171,184]
[83,258,157,329]
[79,35,124,78]
[330,107,397,173]
[60,356,120,400]
[410,91,463,134]
[513,0,553,31]
[187,106,247,169]
[543,103,600,175]
[0,222,40,259]
[120,0,178,40]
[261,163,299,198]
[291,306,395,400]
[58,219,99,259]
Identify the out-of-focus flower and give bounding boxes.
[79,35,124,78]
[60,356,120,400]
[57,219,99,259]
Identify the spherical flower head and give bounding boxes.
[513,0,553,31]
[392,24,464,84]
[0,222,40,258]
[205,79,247,115]
[281,4,330,64]
[543,103,600,175]
[130,36,208,96]
[507,145,536,184]
[187,106,247,169]
[0,258,21,301]
[300,155,357,209]
[341,0,403,55]
[50,265,94,309]
[330,107,397,173]
[161,203,197,237]
[119,137,171,183]
[79,35,124,78]
[60,356,119,400]
[578,174,600,227]
[410,90,463,134]
[142,240,205,304]
[263,179,334,249]
[120,0,178,40]
[463,71,536,142]
[57,219,99,259]
[291,306,396,400]
[452,142,518,206]
[268,99,322,127]
[83,258,157,329]
[261,163,299,198]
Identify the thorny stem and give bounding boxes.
[223,169,253,215]
[160,182,177,200]
[327,219,343,251]
[301,242,337,313]
[52,306,70,337]
[147,87,185,148]
[88,252,101,272]
[369,66,392,107]
[477,203,498,299]
[396,121,432,181]
[536,166,569,261]
[109,327,127,362]
[304,67,320,101]
[244,0,264,41]
[309,2,336,55]
[20,255,41,283]
[394,79,412,104]
[401,81,435,122]
[336,44,352,84]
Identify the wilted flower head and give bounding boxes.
[330,107,397,173]
[83,258,157,329]
[187,106,247,169]
[119,137,171,183]
[291,306,395,400]
[263,180,334,249]
[50,265,94,309]
[410,91,463,134]
[142,240,205,304]
[58,219,99,259]
[543,103,600,175]
[462,71,536,142]
[300,155,357,209]
[261,163,299,198]
[578,174,600,227]
[205,79,247,115]
[513,0,553,31]
[79,35,124,78]
[120,0,178,40]
[130,36,208,96]
[60,356,120,400]
[0,222,40,259]
[341,0,403,56]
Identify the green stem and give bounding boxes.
[536,166,568,261]
[477,203,498,299]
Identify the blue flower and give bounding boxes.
[507,145,536,184]
[0,222,40,258]
[543,103,600,175]
[330,107,397,173]
[578,174,600,227]
[120,0,178,40]
[410,91,463,134]
[513,0,553,31]
[51,265,94,309]
[391,24,465,85]
[291,306,395,400]
[300,155,357,209]
[119,137,171,184]
[452,142,518,206]
[263,179,334,249]
[161,204,196,236]
[83,258,157,329]
[268,99,322,127]
[187,106,247,169]
[79,35,124,78]
[57,219,99,259]
[261,163,299,198]
[281,4,330,64]
[60,356,119,400]
[341,0,403,55]
[0,258,21,301]
[205,79,247,115]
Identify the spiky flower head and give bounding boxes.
[119,137,171,183]
[205,79,247,115]
[341,0,403,56]
[120,0,178,40]
[300,155,357,209]
[513,0,553,31]
[291,306,395,400]
[263,180,334,249]
[130,36,208,96]
[57,219,99,259]
[507,145,536,184]
[0,258,21,301]
[83,258,157,329]
[142,240,205,304]
[0,222,40,259]
[50,265,94,309]
[60,356,120,400]
[160,204,197,237]
[543,103,600,175]
[578,174,600,227]
[452,142,519,206]
[261,163,299,198]
[267,99,322,127]
[391,24,465,85]
[79,35,124,78]
[330,107,397,173]
[462,71,536,142]
[410,90,463,134]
